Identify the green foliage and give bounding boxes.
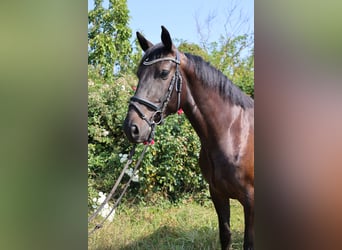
[178,41,210,62]
[133,114,205,202]
[88,0,132,79]
[129,38,144,75]
[209,34,254,97]
[231,48,254,98]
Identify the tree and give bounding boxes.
[209,34,254,97]
[88,0,132,79]
[178,41,210,62]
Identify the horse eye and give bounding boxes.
[160,70,170,79]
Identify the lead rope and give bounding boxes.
[88,144,149,236]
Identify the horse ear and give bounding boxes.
[136,32,153,52]
[161,26,172,51]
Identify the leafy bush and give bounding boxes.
[133,113,205,201]
[88,67,207,210]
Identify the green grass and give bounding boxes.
[88,198,244,250]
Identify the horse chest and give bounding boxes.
[199,146,245,198]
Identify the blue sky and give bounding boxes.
[88,0,254,46]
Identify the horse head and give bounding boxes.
[124,26,183,143]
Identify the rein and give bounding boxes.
[88,144,149,236]
[129,50,183,143]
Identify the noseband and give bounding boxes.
[129,50,183,142]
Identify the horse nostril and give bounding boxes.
[131,124,139,137]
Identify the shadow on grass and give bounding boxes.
[116,225,243,250]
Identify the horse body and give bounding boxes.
[181,54,254,249]
[123,26,254,250]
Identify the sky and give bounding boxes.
[88,0,254,46]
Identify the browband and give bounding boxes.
[143,51,180,66]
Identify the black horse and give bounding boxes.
[124,26,254,250]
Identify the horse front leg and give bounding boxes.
[210,186,231,250]
[242,185,254,250]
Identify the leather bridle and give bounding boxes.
[129,50,183,143]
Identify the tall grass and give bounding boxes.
[88,198,244,250]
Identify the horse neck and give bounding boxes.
[182,72,241,145]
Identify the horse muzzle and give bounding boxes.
[123,111,152,143]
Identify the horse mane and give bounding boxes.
[185,53,254,109]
